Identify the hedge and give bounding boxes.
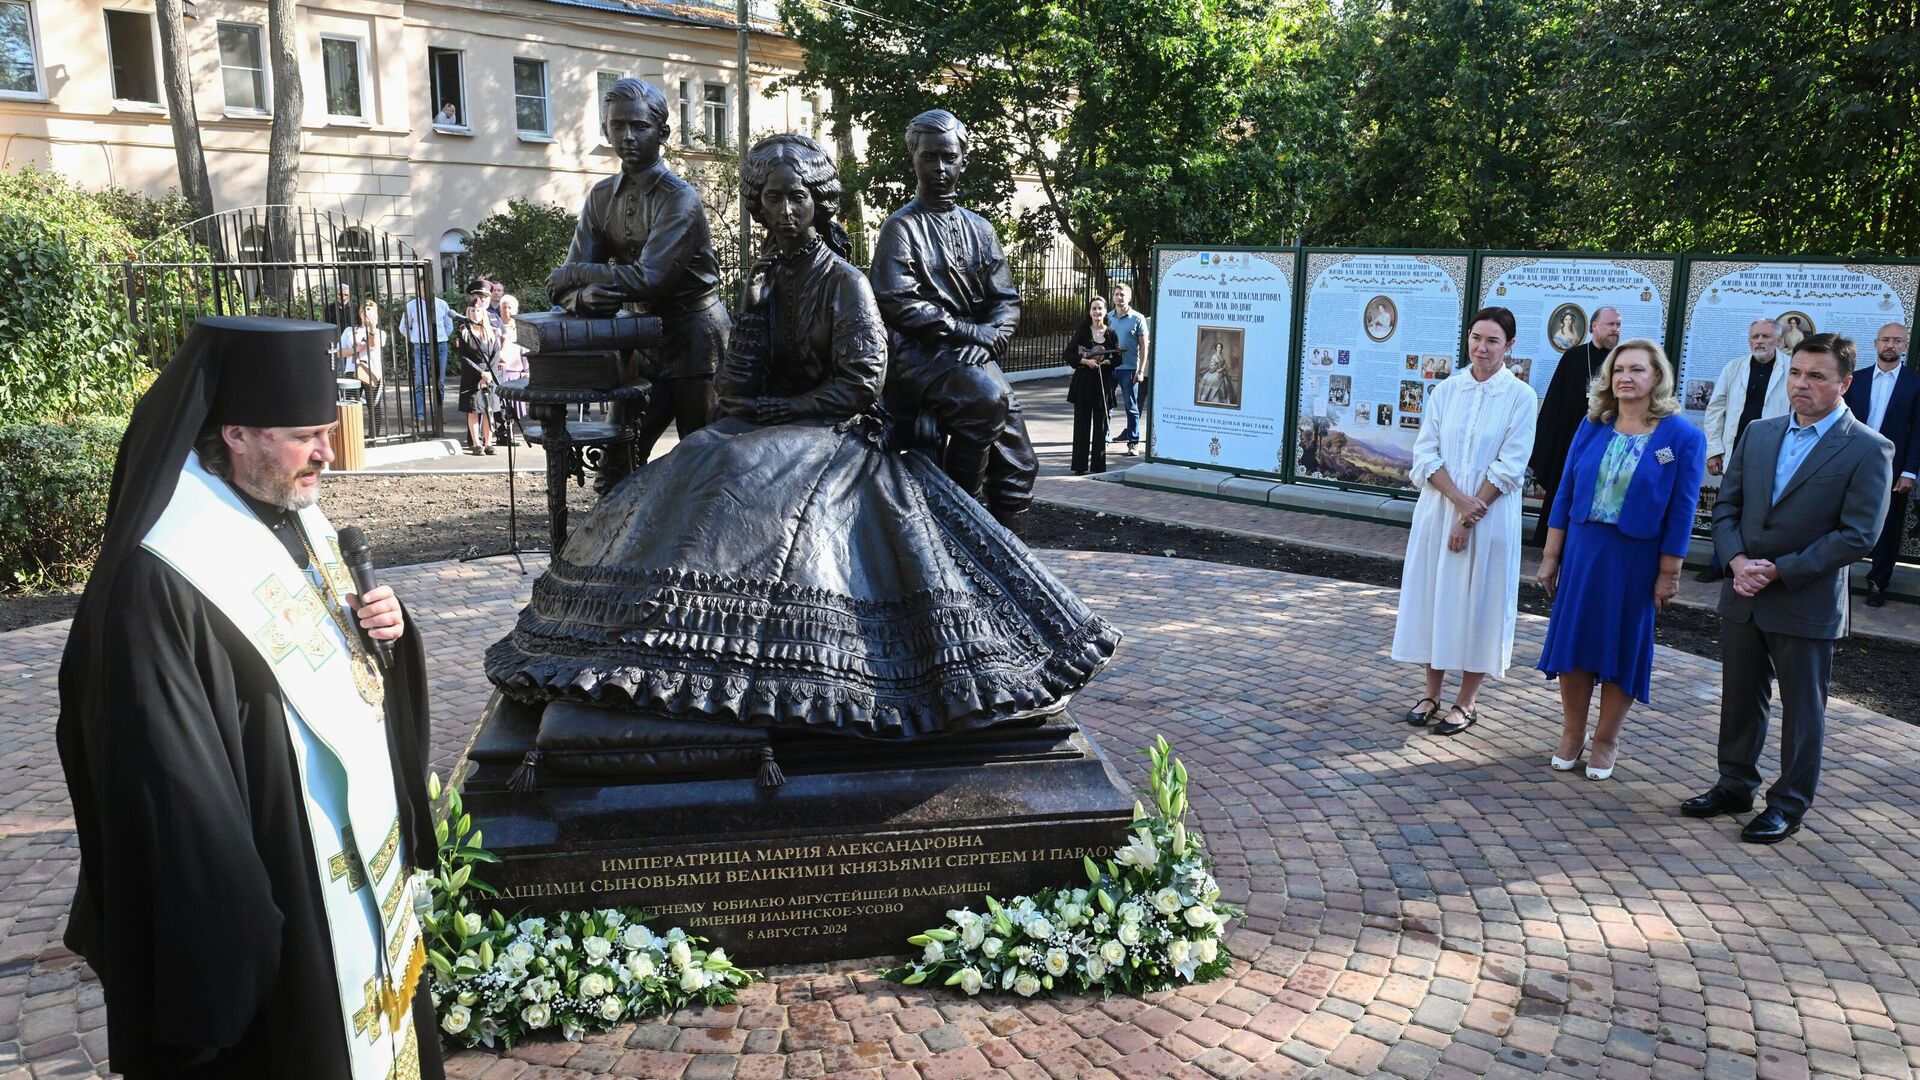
[0,418,126,591]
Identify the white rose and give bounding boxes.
[1168,939,1191,966]
[621,924,652,950]
[441,1004,471,1035]
[679,966,708,993]
[669,940,694,970]
[1119,902,1146,924]
[603,911,626,928]
[626,952,656,981]
[1153,888,1183,915]
[958,967,984,995]
[518,918,546,937]
[521,1002,552,1028]
[1044,948,1070,977]
[1195,937,1219,964]
[1024,917,1053,940]
[981,937,1002,959]
[583,936,613,963]
[923,940,946,964]
[1085,955,1108,980]
[960,922,986,950]
[580,973,610,999]
[1117,922,1142,947]
[1013,972,1041,997]
[1184,905,1212,928]
[598,995,624,1021]
[456,991,478,1007]
[506,941,536,965]
[461,912,485,936]
[1100,939,1126,965]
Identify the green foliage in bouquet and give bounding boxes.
[887,737,1239,997]
[421,775,758,1048]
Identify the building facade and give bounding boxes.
[1,0,819,285]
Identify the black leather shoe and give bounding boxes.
[1866,582,1887,608]
[1741,807,1802,844]
[1680,788,1753,818]
[1695,564,1724,582]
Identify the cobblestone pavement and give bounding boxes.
[5,553,1920,1080]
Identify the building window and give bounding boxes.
[428,47,465,128]
[238,224,268,295]
[702,82,728,147]
[677,80,693,146]
[513,58,548,135]
[217,22,268,113]
[595,69,623,134]
[105,9,159,104]
[438,230,469,291]
[320,36,365,119]
[1,1,39,97]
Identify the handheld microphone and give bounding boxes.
[335,526,396,669]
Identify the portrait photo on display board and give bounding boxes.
[1504,356,1532,384]
[1364,296,1398,342]
[1192,326,1245,409]
[1328,374,1352,408]
[1776,311,1815,353]
[1548,303,1588,352]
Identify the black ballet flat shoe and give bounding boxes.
[1403,696,1440,726]
[1740,807,1802,844]
[484,445,497,456]
[1680,787,1753,819]
[1430,704,1478,736]
[1865,582,1887,608]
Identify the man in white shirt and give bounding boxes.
[1697,318,1792,580]
[399,278,455,425]
[1842,323,1919,606]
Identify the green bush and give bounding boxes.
[0,418,127,591]
[0,167,159,420]
[467,199,578,311]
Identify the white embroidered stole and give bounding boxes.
[142,453,423,1080]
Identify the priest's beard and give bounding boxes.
[234,456,324,511]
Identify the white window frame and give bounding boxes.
[676,79,693,147]
[700,82,729,148]
[103,7,164,109]
[215,20,270,117]
[0,0,42,100]
[594,68,625,143]
[428,46,468,132]
[319,33,371,122]
[512,56,550,139]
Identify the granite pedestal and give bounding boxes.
[459,693,1136,963]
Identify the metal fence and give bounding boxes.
[119,207,443,444]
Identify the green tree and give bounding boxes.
[779,0,1308,285]
[467,199,580,310]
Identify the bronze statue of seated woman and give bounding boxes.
[484,134,1118,756]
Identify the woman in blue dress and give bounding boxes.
[1535,340,1706,779]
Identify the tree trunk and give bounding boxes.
[265,0,303,298]
[153,0,217,250]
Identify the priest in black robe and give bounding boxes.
[57,317,444,1080]
[1528,305,1620,546]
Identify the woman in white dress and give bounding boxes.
[1392,306,1536,735]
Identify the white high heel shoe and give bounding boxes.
[1551,735,1591,772]
[1586,743,1617,781]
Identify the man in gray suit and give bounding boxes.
[1682,333,1893,843]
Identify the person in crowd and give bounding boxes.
[1064,295,1120,475]
[486,280,507,334]
[1535,340,1706,779]
[1106,282,1151,455]
[1683,333,1892,843]
[454,279,502,455]
[335,298,385,387]
[399,277,455,425]
[1699,318,1791,579]
[1843,323,1919,607]
[1392,307,1537,734]
[321,281,355,333]
[868,109,1036,536]
[56,317,442,1079]
[1529,306,1620,546]
[495,293,529,440]
[437,101,460,125]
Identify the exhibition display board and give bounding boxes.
[1475,254,1679,402]
[1146,247,1298,475]
[1292,251,1471,492]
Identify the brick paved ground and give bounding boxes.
[5,553,1920,1079]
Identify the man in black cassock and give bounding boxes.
[869,109,1038,536]
[1528,305,1620,546]
[57,317,443,1080]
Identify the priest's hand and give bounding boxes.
[348,585,406,642]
